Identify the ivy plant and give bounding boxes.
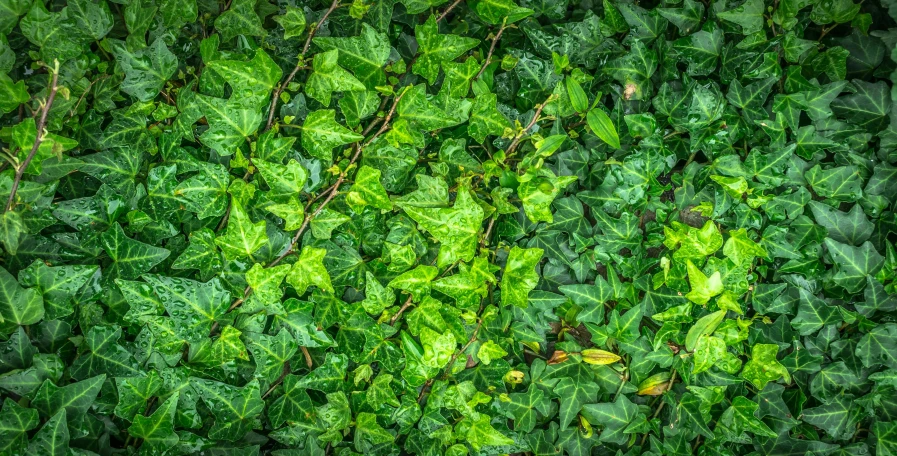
[0,0,896,455]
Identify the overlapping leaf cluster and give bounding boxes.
[0,0,896,454]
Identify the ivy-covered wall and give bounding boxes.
[0,0,896,454]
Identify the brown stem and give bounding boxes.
[448,322,482,373]
[265,0,340,130]
[222,87,411,320]
[436,0,464,22]
[68,74,108,119]
[567,119,587,129]
[474,19,508,80]
[6,61,60,212]
[261,361,292,399]
[479,217,495,249]
[504,94,554,157]
[390,295,415,325]
[818,23,836,41]
[300,346,313,369]
[215,200,232,232]
[419,314,485,404]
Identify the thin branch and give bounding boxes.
[300,346,314,369]
[566,119,587,130]
[436,0,464,22]
[68,74,108,119]
[612,368,629,402]
[218,86,411,324]
[269,85,409,266]
[215,200,232,232]
[261,361,291,399]
[418,316,484,404]
[479,217,496,249]
[265,0,340,130]
[390,234,461,326]
[390,295,414,325]
[448,321,483,373]
[818,23,836,41]
[260,348,311,399]
[474,19,508,80]
[6,61,60,212]
[504,94,554,157]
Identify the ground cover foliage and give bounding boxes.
[0,0,896,454]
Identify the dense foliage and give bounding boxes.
[0,0,896,454]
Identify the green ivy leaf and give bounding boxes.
[502,383,550,432]
[413,15,480,84]
[102,223,171,280]
[315,24,391,89]
[741,344,791,389]
[469,93,511,143]
[26,409,68,456]
[306,49,366,106]
[301,109,364,162]
[214,0,265,42]
[470,0,534,24]
[191,378,264,441]
[397,186,483,267]
[717,0,764,33]
[215,201,268,259]
[128,395,178,454]
[274,6,306,39]
[0,265,44,330]
[825,239,885,293]
[501,246,543,308]
[0,73,28,114]
[0,398,38,453]
[581,395,638,444]
[110,38,178,102]
[287,246,334,295]
[143,274,230,342]
[347,165,393,211]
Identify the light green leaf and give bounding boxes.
[286,246,334,295]
[501,246,543,308]
[685,260,724,305]
[468,93,511,143]
[388,265,438,299]
[301,109,363,162]
[586,108,621,149]
[274,6,306,39]
[306,49,366,106]
[315,23,391,89]
[723,229,767,265]
[255,159,308,201]
[471,0,534,24]
[397,186,484,267]
[347,165,393,211]
[215,201,268,259]
[741,344,791,389]
[413,15,480,84]
[0,73,28,114]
